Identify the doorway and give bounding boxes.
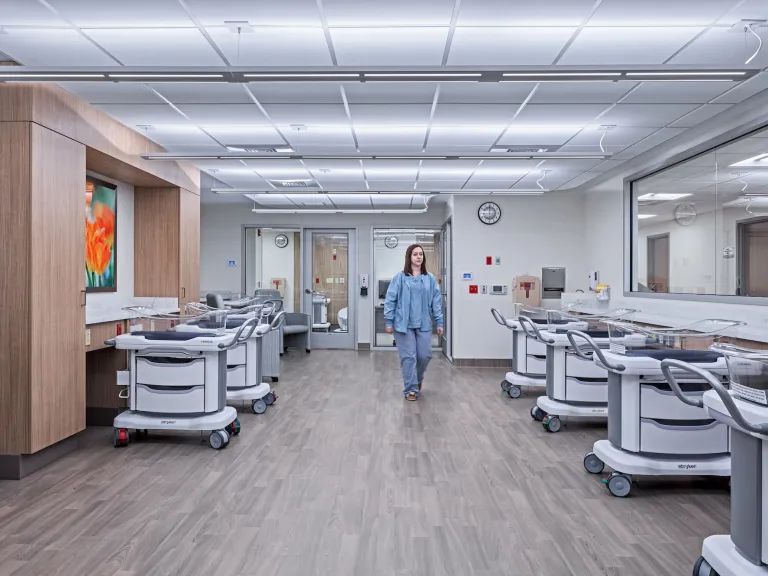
[738,218,768,296]
[302,229,357,349]
[647,233,670,293]
[440,219,452,361]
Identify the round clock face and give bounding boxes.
[275,233,289,248]
[384,235,398,249]
[674,203,697,226]
[478,202,501,225]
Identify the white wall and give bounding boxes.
[451,193,589,359]
[200,205,445,344]
[85,171,134,312]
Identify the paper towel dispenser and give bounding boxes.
[542,267,565,300]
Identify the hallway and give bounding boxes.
[0,351,729,576]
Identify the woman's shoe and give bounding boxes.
[406,392,418,401]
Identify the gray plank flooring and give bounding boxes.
[0,351,729,576]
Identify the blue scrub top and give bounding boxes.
[407,275,424,328]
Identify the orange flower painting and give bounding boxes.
[85,178,117,291]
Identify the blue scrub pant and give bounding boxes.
[395,328,432,396]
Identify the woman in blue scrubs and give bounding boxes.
[384,244,444,401]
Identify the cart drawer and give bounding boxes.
[640,384,708,421]
[563,378,608,403]
[135,384,205,414]
[640,419,729,455]
[136,356,205,386]
[526,355,547,375]
[527,338,548,356]
[227,343,246,366]
[227,364,246,388]
[566,354,607,379]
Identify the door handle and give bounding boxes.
[80,290,86,307]
[182,287,186,298]
[305,289,311,294]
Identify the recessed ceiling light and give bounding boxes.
[637,193,692,201]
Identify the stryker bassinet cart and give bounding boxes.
[660,347,768,576]
[522,308,639,431]
[108,308,258,450]
[490,304,588,399]
[571,319,745,497]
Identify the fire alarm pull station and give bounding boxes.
[469,285,479,294]
[486,256,492,266]
[512,275,541,306]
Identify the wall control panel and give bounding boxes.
[490,285,508,295]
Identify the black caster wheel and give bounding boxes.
[542,415,562,433]
[264,392,276,405]
[605,472,632,497]
[306,349,310,353]
[501,379,511,392]
[530,406,546,421]
[252,399,267,414]
[226,419,241,436]
[112,428,129,448]
[507,385,521,399]
[135,429,149,439]
[272,377,279,383]
[209,429,229,450]
[693,556,718,576]
[583,452,605,474]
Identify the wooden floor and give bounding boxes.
[0,351,729,576]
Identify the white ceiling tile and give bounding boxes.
[358,145,425,155]
[212,172,269,188]
[497,125,584,146]
[462,179,517,189]
[530,82,636,104]
[245,160,312,179]
[416,180,466,190]
[473,161,538,179]
[205,27,332,66]
[177,103,270,124]
[513,103,608,124]
[589,0,731,25]
[184,0,322,26]
[0,29,116,66]
[596,104,700,127]
[368,181,417,190]
[556,172,600,190]
[622,81,734,104]
[251,195,304,207]
[355,126,427,147]
[558,27,703,65]
[201,125,285,145]
[427,126,505,147]
[364,160,421,181]
[349,104,433,125]
[588,159,626,173]
[263,103,349,125]
[145,125,217,146]
[457,0,596,26]
[612,127,688,159]
[162,144,225,154]
[373,194,418,206]
[150,83,253,104]
[47,0,192,27]
[343,83,438,104]
[448,27,574,65]
[331,27,449,66]
[85,28,224,66]
[96,104,190,126]
[0,1,67,25]
[432,104,519,126]
[438,82,536,104]
[563,126,658,153]
[280,126,355,147]
[668,104,733,128]
[304,159,362,173]
[193,159,250,171]
[327,194,374,207]
[718,0,768,25]
[323,0,455,26]
[713,72,768,104]
[420,160,479,178]
[56,82,163,104]
[670,27,768,67]
[249,83,343,104]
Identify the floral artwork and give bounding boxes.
[85,177,117,292]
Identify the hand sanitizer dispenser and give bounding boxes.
[360,274,369,297]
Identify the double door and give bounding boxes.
[440,220,452,360]
[302,229,357,349]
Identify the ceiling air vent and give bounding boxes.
[226,144,294,153]
[269,180,318,188]
[490,146,557,153]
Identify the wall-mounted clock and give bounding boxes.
[478,201,501,225]
[275,233,289,248]
[384,235,398,249]
[674,203,697,226]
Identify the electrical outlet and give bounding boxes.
[85,329,91,346]
[481,285,488,294]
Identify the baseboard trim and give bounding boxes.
[0,436,80,480]
[358,343,371,350]
[86,407,122,427]
[452,358,511,368]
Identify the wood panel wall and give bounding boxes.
[0,123,32,454]
[0,84,199,192]
[179,188,200,307]
[134,187,181,298]
[312,235,350,327]
[29,124,87,453]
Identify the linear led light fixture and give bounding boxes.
[637,193,692,201]
[107,74,224,79]
[503,72,622,77]
[251,208,428,214]
[731,153,768,166]
[637,214,657,219]
[244,73,361,78]
[215,188,547,194]
[625,71,746,77]
[143,153,611,160]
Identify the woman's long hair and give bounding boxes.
[403,243,428,276]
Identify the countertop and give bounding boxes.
[86,297,179,325]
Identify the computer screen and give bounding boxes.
[378,279,391,299]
